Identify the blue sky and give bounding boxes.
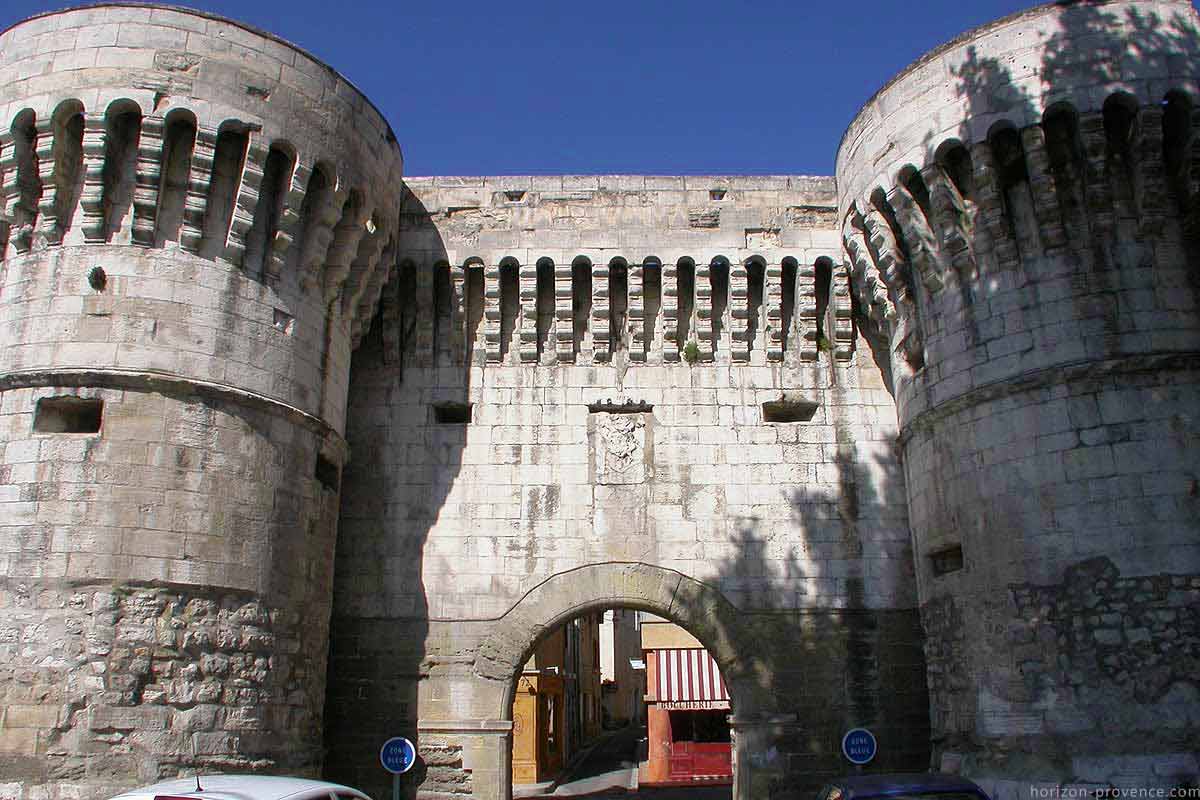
[2,1,1189,175]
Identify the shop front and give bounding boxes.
[644,647,732,785]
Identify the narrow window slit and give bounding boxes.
[677,258,695,347]
[499,258,520,361]
[397,262,418,361]
[745,259,765,355]
[155,112,197,247]
[9,110,42,253]
[815,257,833,350]
[535,258,555,360]
[609,259,628,353]
[643,260,662,358]
[781,257,797,354]
[572,257,592,358]
[51,101,86,241]
[101,103,141,241]
[1103,95,1139,218]
[710,258,729,356]
[433,262,452,364]
[465,263,485,363]
[1162,91,1193,213]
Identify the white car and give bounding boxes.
[108,776,373,800]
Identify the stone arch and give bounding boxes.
[474,562,769,717]
[466,563,775,800]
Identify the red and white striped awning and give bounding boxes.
[653,648,729,708]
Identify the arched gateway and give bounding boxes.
[475,563,765,800]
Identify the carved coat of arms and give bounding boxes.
[591,412,650,485]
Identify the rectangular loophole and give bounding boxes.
[762,398,818,423]
[34,397,102,433]
[433,402,472,424]
[315,454,340,492]
[930,545,964,577]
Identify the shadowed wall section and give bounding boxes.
[837,0,1200,790]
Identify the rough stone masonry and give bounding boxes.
[0,2,1198,800]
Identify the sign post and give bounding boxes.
[380,736,416,800]
[841,727,877,772]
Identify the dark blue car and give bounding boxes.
[817,774,991,800]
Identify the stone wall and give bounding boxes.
[324,178,929,799]
[0,385,341,797]
[836,0,1200,790]
[0,5,403,798]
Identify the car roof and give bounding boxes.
[828,773,989,799]
[108,775,372,800]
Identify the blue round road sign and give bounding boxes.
[841,728,877,765]
[380,736,416,774]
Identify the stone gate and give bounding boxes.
[1,2,1198,799]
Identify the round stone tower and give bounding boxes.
[837,0,1200,790]
[0,4,401,797]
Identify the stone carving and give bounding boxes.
[591,412,649,485]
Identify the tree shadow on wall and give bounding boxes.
[665,362,928,795]
[886,1,1200,780]
[321,185,463,800]
[947,3,1200,145]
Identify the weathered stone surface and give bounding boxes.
[836,0,1200,792]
